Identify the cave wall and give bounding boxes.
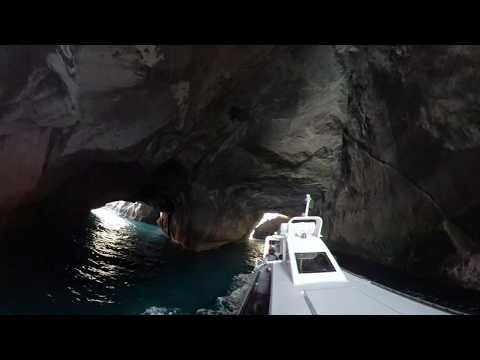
[0,44,344,239]
[326,46,480,290]
[1,45,480,290]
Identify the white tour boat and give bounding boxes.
[239,195,461,315]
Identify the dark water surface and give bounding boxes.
[0,208,258,315]
[1,207,479,315]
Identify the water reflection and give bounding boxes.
[91,207,134,232]
[68,207,168,303]
[0,206,259,314]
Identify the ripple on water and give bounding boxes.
[0,207,259,314]
[142,307,183,315]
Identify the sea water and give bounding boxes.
[1,207,479,315]
[0,207,260,315]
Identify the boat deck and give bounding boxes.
[270,261,450,315]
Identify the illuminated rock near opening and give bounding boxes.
[104,201,159,224]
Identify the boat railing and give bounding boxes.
[237,263,268,315]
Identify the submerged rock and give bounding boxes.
[104,201,159,224]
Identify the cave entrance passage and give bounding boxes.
[89,200,169,251]
[91,200,161,226]
[89,200,169,241]
[249,212,289,241]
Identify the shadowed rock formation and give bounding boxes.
[1,45,480,290]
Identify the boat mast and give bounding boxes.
[304,194,311,216]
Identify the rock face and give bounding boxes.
[1,45,480,290]
[104,201,159,224]
[325,46,480,290]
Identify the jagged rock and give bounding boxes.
[104,200,159,224]
[1,45,480,290]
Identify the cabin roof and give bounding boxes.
[270,262,449,315]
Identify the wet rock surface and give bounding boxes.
[1,45,480,290]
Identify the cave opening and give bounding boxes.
[91,200,162,227]
[249,212,289,241]
[8,156,191,245]
[0,147,268,314]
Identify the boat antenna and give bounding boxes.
[304,194,311,216]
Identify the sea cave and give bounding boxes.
[1,45,480,314]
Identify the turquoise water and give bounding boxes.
[0,208,259,315]
[4,207,477,315]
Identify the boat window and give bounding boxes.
[295,252,336,273]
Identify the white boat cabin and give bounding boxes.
[262,223,288,264]
[263,213,347,286]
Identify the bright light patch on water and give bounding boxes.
[0,205,262,314]
[90,207,133,231]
